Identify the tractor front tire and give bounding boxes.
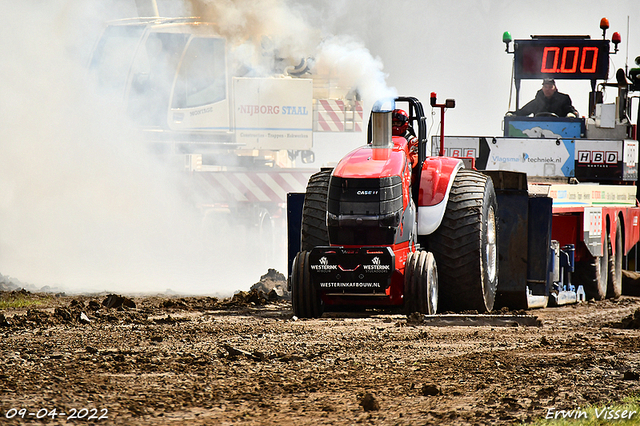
[429,169,498,313]
[291,251,323,318]
[301,169,332,252]
[404,250,438,315]
[404,251,423,314]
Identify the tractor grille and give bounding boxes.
[328,176,402,215]
[327,176,403,245]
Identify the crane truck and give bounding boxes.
[287,18,640,316]
[87,17,363,257]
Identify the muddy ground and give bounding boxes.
[1,271,640,425]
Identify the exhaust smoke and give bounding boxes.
[0,0,397,295]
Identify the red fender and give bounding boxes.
[417,157,464,235]
[418,157,464,207]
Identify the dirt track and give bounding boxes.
[2,281,640,425]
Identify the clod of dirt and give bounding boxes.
[0,313,10,327]
[88,300,101,311]
[102,294,136,309]
[85,346,99,354]
[360,393,380,411]
[55,307,72,322]
[250,269,289,299]
[422,384,441,396]
[70,299,85,309]
[616,308,640,329]
[407,312,424,325]
[162,299,189,309]
[278,353,303,363]
[225,289,268,307]
[540,336,552,345]
[153,315,184,324]
[622,270,640,296]
[267,289,280,301]
[26,309,50,324]
[536,386,556,397]
[218,344,269,361]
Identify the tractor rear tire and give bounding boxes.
[429,169,498,313]
[291,251,323,318]
[301,169,332,251]
[574,251,608,301]
[404,250,438,315]
[607,220,623,299]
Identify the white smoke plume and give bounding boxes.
[0,2,260,295]
[0,0,397,295]
[185,0,397,102]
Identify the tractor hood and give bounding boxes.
[333,137,408,179]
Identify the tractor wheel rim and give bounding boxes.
[428,262,438,313]
[486,206,497,283]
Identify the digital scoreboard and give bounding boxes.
[514,39,610,80]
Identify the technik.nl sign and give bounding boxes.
[234,77,313,151]
[436,137,633,180]
[436,136,574,177]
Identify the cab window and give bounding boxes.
[172,37,227,109]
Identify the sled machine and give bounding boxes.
[435,17,640,309]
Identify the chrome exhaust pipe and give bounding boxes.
[371,111,392,148]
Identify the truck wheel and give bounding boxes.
[607,220,623,299]
[575,250,608,301]
[301,169,332,251]
[291,251,323,318]
[429,169,498,313]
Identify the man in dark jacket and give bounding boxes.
[514,78,579,117]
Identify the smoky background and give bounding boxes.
[0,0,638,295]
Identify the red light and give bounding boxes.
[430,92,437,107]
[612,32,621,44]
[600,17,609,30]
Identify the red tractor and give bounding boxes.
[288,97,499,317]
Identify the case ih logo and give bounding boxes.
[578,151,618,164]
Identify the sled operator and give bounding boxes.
[510,78,579,118]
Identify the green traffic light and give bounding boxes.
[502,31,512,44]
